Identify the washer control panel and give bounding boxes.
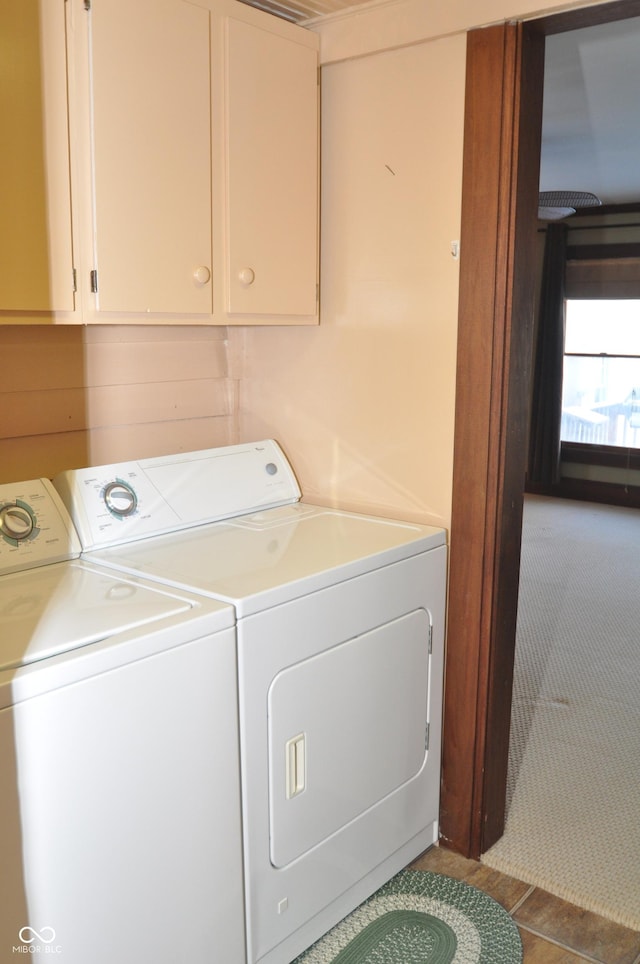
[53,440,301,551]
[0,479,81,575]
[0,500,36,542]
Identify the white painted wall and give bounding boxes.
[230,33,466,527]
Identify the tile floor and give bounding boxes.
[409,845,640,963]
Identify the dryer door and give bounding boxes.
[267,608,430,868]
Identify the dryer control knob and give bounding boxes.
[103,481,138,518]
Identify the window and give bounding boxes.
[561,299,640,447]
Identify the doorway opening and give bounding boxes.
[441,0,640,861]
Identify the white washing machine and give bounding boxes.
[0,478,245,964]
[55,440,447,964]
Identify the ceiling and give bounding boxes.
[242,0,640,209]
[541,15,640,207]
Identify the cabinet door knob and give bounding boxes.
[193,265,211,285]
[238,267,255,286]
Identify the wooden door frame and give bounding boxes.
[440,0,640,860]
[439,19,544,858]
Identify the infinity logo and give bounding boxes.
[19,927,56,944]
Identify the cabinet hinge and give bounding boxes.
[428,623,433,654]
[425,722,430,751]
[317,66,321,86]
[72,268,77,293]
[84,0,91,10]
[90,269,98,293]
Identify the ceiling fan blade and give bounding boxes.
[538,190,602,209]
[537,190,601,221]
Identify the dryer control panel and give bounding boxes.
[0,479,81,575]
[54,440,301,550]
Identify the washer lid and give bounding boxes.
[0,560,213,671]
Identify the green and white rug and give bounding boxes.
[293,870,522,964]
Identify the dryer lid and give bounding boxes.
[0,560,202,671]
[88,504,446,616]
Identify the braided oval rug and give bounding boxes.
[293,870,522,964]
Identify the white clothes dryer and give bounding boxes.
[55,441,447,964]
[0,478,245,964]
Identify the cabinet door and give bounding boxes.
[0,0,75,314]
[89,0,212,316]
[225,17,318,320]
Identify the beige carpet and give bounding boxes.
[482,495,640,931]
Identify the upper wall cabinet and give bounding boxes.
[0,1,75,316]
[0,0,319,326]
[225,17,319,319]
[89,0,213,317]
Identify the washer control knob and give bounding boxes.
[0,503,35,540]
[103,481,138,518]
[238,267,255,286]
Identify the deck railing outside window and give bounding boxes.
[561,300,640,448]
